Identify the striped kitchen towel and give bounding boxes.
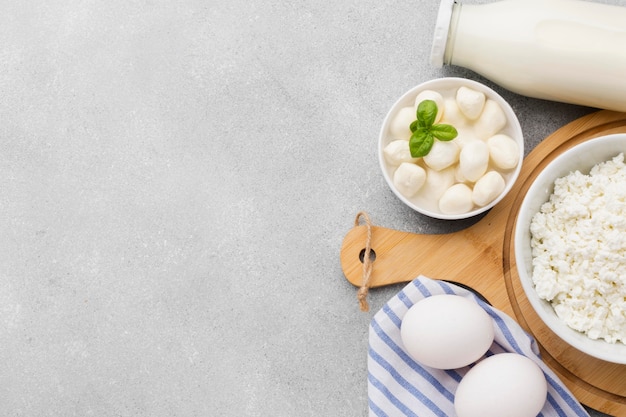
[368,275,590,417]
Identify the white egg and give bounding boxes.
[400,294,495,369]
[393,162,426,197]
[439,183,474,215]
[389,106,416,140]
[454,353,548,417]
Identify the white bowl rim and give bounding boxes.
[378,77,524,220]
[515,133,626,364]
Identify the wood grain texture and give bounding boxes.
[340,110,626,415]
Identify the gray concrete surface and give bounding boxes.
[0,0,620,415]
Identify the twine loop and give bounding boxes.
[354,211,373,312]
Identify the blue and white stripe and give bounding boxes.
[368,276,590,417]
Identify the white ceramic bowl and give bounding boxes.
[379,77,524,220]
[515,134,626,364]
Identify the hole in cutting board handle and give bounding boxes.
[359,248,376,263]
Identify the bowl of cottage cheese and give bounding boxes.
[379,77,523,220]
[515,134,626,364]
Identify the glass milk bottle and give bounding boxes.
[431,0,626,111]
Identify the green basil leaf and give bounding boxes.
[409,129,434,158]
[416,99,437,128]
[409,119,419,133]
[430,124,458,141]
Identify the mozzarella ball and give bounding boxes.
[419,166,456,202]
[383,140,418,166]
[389,106,416,140]
[454,130,482,150]
[472,171,506,207]
[474,99,506,139]
[423,140,460,171]
[441,98,469,129]
[487,134,520,170]
[454,163,468,183]
[415,90,445,123]
[439,183,474,214]
[460,140,490,182]
[393,163,427,197]
[456,86,485,120]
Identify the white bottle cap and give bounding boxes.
[430,0,455,68]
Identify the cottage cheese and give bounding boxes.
[530,153,626,344]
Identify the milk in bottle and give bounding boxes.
[431,0,626,111]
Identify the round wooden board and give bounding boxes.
[341,110,626,416]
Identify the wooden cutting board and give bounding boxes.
[341,110,626,416]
